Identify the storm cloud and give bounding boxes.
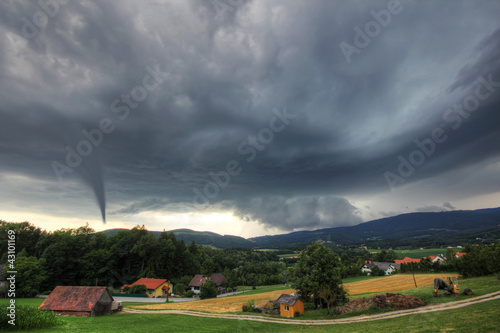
[1,0,499,234]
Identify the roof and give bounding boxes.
[456,252,466,257]
[38,286,112,312]
[210,273,227,286]
[122,278,169,290]
[277,294,301,306]
[394,257,421,264]
[188,274,208,287]
[188,273,226,287]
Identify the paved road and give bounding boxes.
[124,291,500,325]
[115,290,248,303]
[114,297,195,303]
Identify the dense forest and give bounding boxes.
[0,221,371,297]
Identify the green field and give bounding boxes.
[368,248,462,259]
[277,253,300,258]
[228,284,290,296]
[2,275,499,332]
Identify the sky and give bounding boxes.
[1,0,499,238]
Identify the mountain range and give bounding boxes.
[102,207,500,249]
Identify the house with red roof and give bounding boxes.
[455,252,466,258]
[188,273,227,295]
[121,278,173,298]
[394,257,421,264]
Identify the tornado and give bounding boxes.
[79,155,106,223]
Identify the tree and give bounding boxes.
[445,248,456,263]
[173,283,187,295]
[199,280,217,299]
[292,242,347,307]
[370,264,382,276]
[7,253,47,297]
[373,249,396,263]
[201,258,215,277]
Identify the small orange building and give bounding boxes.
[276,294,304,317]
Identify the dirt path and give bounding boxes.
[124,291,500,325]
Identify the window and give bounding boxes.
[284,305,289,311]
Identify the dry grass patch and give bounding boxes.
[343,274,458,295]
[132,274,456,313]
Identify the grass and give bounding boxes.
[2,275,498,332]
[1,299,498,332]
[367,248,462,259]
[277,254,300,258]
[228,284,290,296]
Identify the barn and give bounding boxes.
[38,286,114,317]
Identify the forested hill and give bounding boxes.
[102,228,254,249]
[249,207,500,247]
[100,207,500,249]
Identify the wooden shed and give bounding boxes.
[38,286,113,317]
[276,294,304,318]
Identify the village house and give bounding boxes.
[38,286,114,317]
[394,257,421,264]
[276,294,304,317]
[428,254,446,263]
[121,278,173,298]
[188,273,227,295]
[361,261,400,275]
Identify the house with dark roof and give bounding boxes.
[276,294,304,317]
[120,278,173,298]
[361,261,401,275]
[188,273,227,295]
[38,286,113,317]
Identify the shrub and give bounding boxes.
[173,283,187,296]
[294,311,300,317]
[199,280,217,300]
[242,300,261,313]
[304,302,316,311]
[122,286,130,293]
[183,290,195,298]
[129,284,147,294]
[0,306,65,331]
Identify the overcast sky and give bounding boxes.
[1,0,499,238]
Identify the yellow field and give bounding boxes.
[132,274,456,313]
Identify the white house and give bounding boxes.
[361,262,401,276]
[430,254,446,264]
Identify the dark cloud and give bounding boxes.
[1,0,499,233]
[233,196,362,230]
[415,202,456,213]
